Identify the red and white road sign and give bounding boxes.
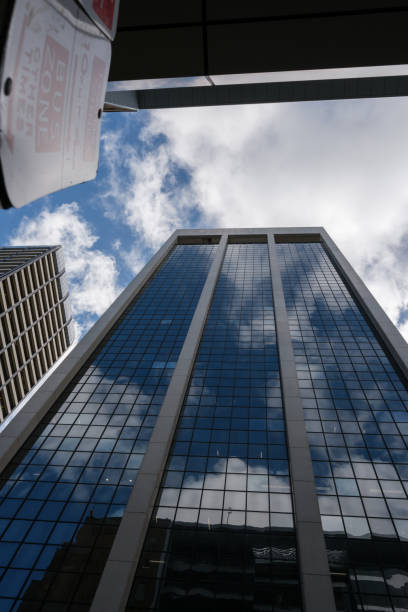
[76,0,120,40]
[0,0,111,208]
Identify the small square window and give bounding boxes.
[224,491,246,511]
[318,496,340,516]
[363,498,389,518]
[321,515,344,535]
[358,480,382,497]
[368,518,396,539]
[246,512,269,530]
[381,481,406,499]
[222,510,245,527]
[269,476,291,493]
[375,464,398,480]
[353,463,376,479]
[247,475,268,492]
[343,516,370,538]
[247,493,268,512]
[201,490,223,509]
[332,462,353,478]
[226,474,246,491]
[175,508,198,525]
[203,473,225,490]
[339,497,365,516]
[336,478,359,496]
[270,493,292,513]
[178,489,201,508]
[159,489,180,507]
[198,509,221,528]
[388,499,408,519]
[269,513,293,530]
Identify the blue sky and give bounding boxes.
[1,97,408,340]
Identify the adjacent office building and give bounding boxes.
[0,228,407,612]
[0,246,75,420]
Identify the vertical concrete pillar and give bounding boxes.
[90,234,228,612]
[267,233,336,612]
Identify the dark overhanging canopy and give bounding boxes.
[105,1,408,111]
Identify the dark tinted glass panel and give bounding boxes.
[277,242,408,610]
[0,244,216,611]
[127,243,301,611]
[328,537,408,612]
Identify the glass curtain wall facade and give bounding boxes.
[277,243,408,612]
[126,243,301,612]
[0,229,408,612]
[0,244,216,611]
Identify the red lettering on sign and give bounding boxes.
[83,55,105,162]
[6,15,30,151]
[92,0,115,29]
[35,36,68,153]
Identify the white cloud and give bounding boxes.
[127,98,408,339]
[96,98,408,341]
[123,146,189,248]
[121,246,148,276]
[10,202,122,336]
[99,121,214,273]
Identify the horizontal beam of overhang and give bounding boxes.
[104,75,408,112]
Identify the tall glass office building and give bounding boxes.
[0,228,407,612]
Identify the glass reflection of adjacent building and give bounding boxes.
[0,229,408,612]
